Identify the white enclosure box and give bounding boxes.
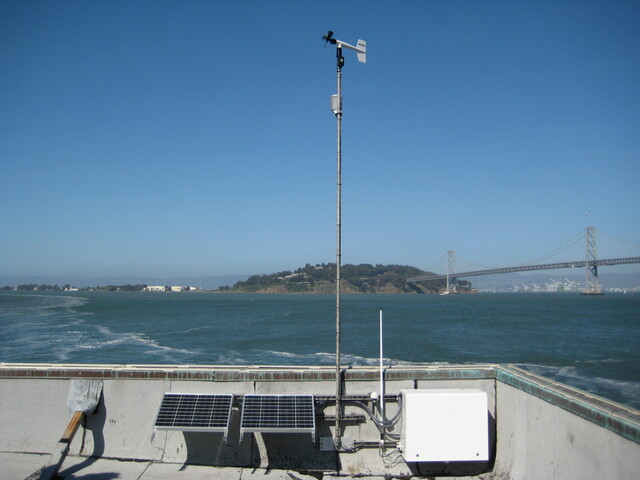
[400,389,489,462]
[330,94,341,114]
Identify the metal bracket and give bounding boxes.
[319,436,355,452]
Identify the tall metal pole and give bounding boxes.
[324,31,365,451]
[334,45,344,449]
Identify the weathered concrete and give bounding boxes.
[0,378,71,454]
[493,366,640,480]
[2,452,491,480]
[0,452,50,480]
[1,363,638,479]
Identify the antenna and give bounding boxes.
[379,308,385,428]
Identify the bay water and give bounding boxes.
[1,291,638,409]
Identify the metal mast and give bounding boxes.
[583,226,603,295]
[324,31,366,450]
[334,43,344,450]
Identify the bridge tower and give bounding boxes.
[446,250,457,294]
[583,226,603,295]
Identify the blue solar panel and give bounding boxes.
[240,394,315,442]
[155,393,234,441]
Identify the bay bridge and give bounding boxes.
[407,227,640,294]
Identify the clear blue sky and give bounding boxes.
[1,1,639,279]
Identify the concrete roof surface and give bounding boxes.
[5,452,486,480]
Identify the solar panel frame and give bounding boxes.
[154,393,234,441]
[240,394,316,442]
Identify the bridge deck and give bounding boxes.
[406,257,640,283]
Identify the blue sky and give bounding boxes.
[1,1,639,279]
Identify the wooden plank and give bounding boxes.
[60,411,84,443]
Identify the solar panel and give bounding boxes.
[240,394,316,442]
[155,393,234,441]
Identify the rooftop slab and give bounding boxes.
[5,452,491,480]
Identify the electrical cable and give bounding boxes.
[378,443,405,467]
[342,395,402,434]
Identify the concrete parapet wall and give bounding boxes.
[493,366,640,480]
[1,363,638,479]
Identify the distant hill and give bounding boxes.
[219,263,473,294]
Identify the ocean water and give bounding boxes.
[1,291,638,409]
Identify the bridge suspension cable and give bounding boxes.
[454,230,584,273]
[426,252,447,273]
[456,255,496,271]
[599,230,640,250]
[516,229,584,266]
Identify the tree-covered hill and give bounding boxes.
[218,263,473,294]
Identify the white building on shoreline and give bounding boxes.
[144,285,201,292]
[145,285,166,292]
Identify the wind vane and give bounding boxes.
[322,30,367,65]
